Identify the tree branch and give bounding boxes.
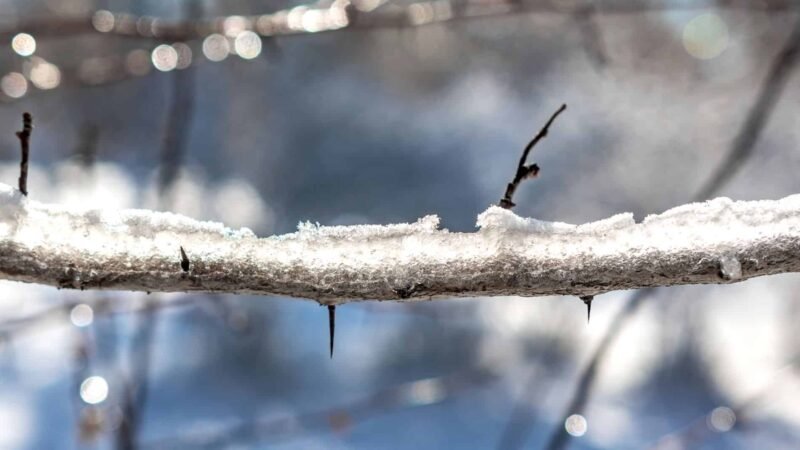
[1,183,798,303]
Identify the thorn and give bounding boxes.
[580,295,594,323]
[179,246,190,272]
[328,305,336,358]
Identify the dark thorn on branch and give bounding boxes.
[179,246,190,272]
[580,295,594,323]
[15,112,33,196]
[328,305,336,359]
[499,104,566,209]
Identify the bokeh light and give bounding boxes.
[223,15,249,38]
[708,406,736,432]
[233,31,262,60]
[202,34,230,62]
[69,304,94,327]
[28,59,61,90]
[405,378,445,405]
[565,414,588,437]
[173,42,192,69]
[92,10,115,32]
[151,44,178,71]
[11,33,36,56]
[1,72,27,98]
[287,6,308,31]
[683,13,729,60]
[301,10,326,33]
[79,376,109,405]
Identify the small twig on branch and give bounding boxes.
[499,104,566,209]
[15,112,33,196]
[509,24,800,439]
[534,22,800,444]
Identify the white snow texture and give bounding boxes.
[0,182,799,303]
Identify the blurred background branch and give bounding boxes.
[1,0,800,449]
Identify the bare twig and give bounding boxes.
[73,124,99,170]
[0,1,795,44]
[15,113,33,196]
[0,3,794,99]
[533,20,800,447]
[156,58,196,204]
[116,5,201,447]
[512,22,800,444]
[541,289,651,450]
[694,16,800,201]
[144,369,495,449]
[499,104,566,209]
[116,298,159,450]
[648,353,800,449]
[574,4,608,68]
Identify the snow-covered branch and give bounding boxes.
[1,182,798,304]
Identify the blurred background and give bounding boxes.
[0,0,799,449]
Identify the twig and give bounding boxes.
[0,296,196,337]
[0,1,795,43]
[574,4,608,68]
[541,289,651,450]
[533,20,800,446]
[144,369,495,449]
[116,4,201,447]
[156,56,196,204]
[694,16,800,201]
[647,353,800,449]
[0,3,795,99]
[15,112,33,196]
[499,104,566,209]
[116,298,159,450]
[73,124,99,170]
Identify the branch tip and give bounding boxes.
[500,104,566,209]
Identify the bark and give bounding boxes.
[1,183,798,305]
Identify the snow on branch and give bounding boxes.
[0,182,799,304]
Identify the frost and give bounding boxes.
[476,206,635,235]
[719,255,742,281]
[0,181,798,301]
[288,214,440,241]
